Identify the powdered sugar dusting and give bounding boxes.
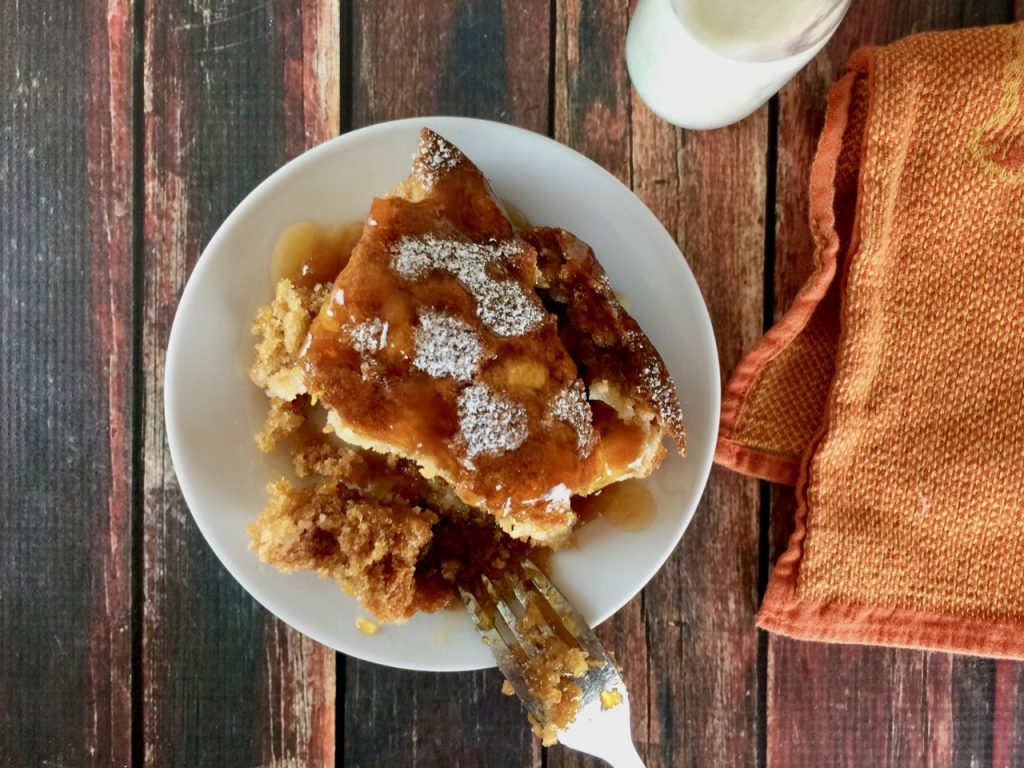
[391,235,545,336]
[625,329,685,441]
[392,235,519,278]
[413,133,462,187]
[521,482,573,511]
[413,309,483,382]
[348,318,388,356]
[548,381,597,457]
[457,383,528,459]
[642,357,684,435]
[474,279,543,337]
[543,483,572,507]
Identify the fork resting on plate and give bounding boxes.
[459,560,646,768]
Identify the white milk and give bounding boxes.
[626,0,850,130]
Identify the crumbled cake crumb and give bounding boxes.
[356,617,379,635]
[248,409,533,624]
[516,591,589,746]
[290,430,364,480]
[600,689,624,710]
[249,279,327,400]
[248,478,446,623]
[528,715,560,748]
[256,397,305,452]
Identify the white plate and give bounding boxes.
[165,117,719,672]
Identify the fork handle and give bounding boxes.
[601,743,647,768]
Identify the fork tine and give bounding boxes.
[502,569,574,648]
[481,573,541,655]
[521,560,611,664]
[457,585,543,720]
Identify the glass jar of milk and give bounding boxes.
[626,0,851,129]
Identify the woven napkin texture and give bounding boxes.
[715,23,1024,658]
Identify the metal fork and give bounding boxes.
[459,560,646,768]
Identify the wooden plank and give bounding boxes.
[342,1,549,766]
[551,1,769,765]
[140,1,338,765]
[630,111,768,768]
[767,2,1014,767]
[0,0,134,765]
[343,665,541,767]
[553,0,632,181]
[351,0,549,133]
[83,2,136,762]
[767,631,956,765]
[550,2,647,766]
[992,660,1024,768]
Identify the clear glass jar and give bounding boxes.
[626,0,852,130]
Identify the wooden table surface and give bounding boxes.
[3,1,1023,766]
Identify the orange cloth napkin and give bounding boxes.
[716,23,1024,659]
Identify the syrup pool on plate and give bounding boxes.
[574,479,656,532]
[271,221,365,287]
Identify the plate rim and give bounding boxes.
[164,115,720,672]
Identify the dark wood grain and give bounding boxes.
[550,2,769,766]
[351,0,550,132]
[553,0,632,181]
[343,665,539,767]
[992,660,1024,768]
[140,1,338,765]
[0,0,134,765]
[768,639,958,765]
[767,2,1016,767]
[343,2,549,766]
[631,113,768,768]
[2,1,1019,766]
[550,5,650,767]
